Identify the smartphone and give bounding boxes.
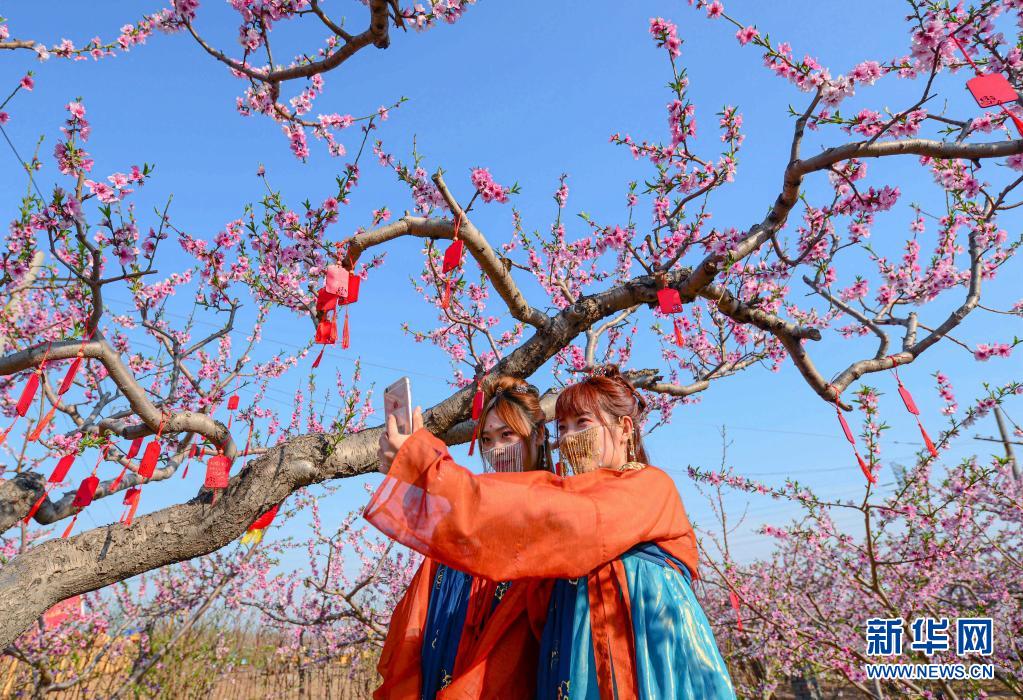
[384,377,413,435]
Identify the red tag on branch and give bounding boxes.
[656,287,683,315]
[324,264,349,297]
[49,454,76,483]
[24,493,47,523]
[966,73,1018,108]
[126,437,144,460]
[471,385,485,421]
[138,440,162,479]
[836,408,856,444]
[16,373,40,417]
[316,287,338,313]
[897,381,920,416]
[204,455,232,489]
[442,239,464,274]
[248,504,280,531]
[315,316,338,345]
[227,395,240,411]
[729,590,744,632]
[342,274,361,304]
[58,357,83,395]
[71,476,99,508]
[122,487,141,506]
[857,452,877,484]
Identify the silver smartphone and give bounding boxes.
[384,377,413,435]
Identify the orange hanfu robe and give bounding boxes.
[374,554,551,699]
[365,429,721,699]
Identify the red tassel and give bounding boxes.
[138,440,161,479]
[918,420,939,458]
[468,420,481,456]
[442,239,464,274]
[0,422,13,447]
[673,317,685,347]
[836,408,856,444]
[126,437,143,460]
[729,590,743,632]
[1005,108,1023,138]
[24,492,47,523]
[49,454,76,483]
[204,455,232,489]
[58,357,83,395]
[27,404,58,442]
[109,465,128,491]
[312,345,327,368]
[61,513,79,539]
[71,476,99,508]
[856,452,877,484]
[181,459,191,479]
[440,277,454,309]
[16,373,40,417]
[341,308,350,350]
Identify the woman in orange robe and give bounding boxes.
[368,367,735,699]
[373,377,553,699]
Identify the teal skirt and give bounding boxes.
[537,543,736,699]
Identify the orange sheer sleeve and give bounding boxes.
[365,429,698,581]
[373,557,434,700]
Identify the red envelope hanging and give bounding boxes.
[204,454,232,489]
[58,357,83,395]
[315,316,338,345]
[316,287,338,312]
[966,73,1018,107]
[126,437,144,460]
[16,373,40,417]
[49,454,76,483]
[342,274,361,304]
[71,476,99,508]
[656,287,683,315]
[227,394,239,410]
[324,264,349,297]
[442,239,465,274]
[138,439,162,479]
[120,487,142,526]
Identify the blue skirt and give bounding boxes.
[420,564,512,699]
[537,543,736,699]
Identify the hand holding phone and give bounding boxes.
[378,406,424,474]
[384,377,413,435]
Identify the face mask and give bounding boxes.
[559,425,605,475]
[481,440,526,473]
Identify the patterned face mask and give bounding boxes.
[481,440,525,473]
[558,425,605,475]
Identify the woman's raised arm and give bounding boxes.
[365,429,698,581]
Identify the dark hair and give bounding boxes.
[478,376,553,472]
[555,365,649,463]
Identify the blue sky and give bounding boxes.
[2,1,1020,564]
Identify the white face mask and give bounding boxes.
[481,440,526,473]
[558,425,605,475]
